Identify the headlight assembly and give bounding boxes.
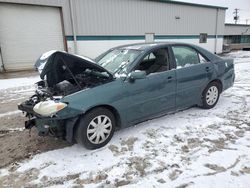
[33,100,67,116]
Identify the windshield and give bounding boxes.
[96,49,141,74]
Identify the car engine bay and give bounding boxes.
[18,51,113,119]
[18,70,111,117]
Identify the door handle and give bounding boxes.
[166,76,173,82]
[205,67,211,72]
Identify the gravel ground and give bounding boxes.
[0,72,70,168]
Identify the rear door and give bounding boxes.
[170,45,213,109]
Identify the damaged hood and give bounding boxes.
[35,51,113,87]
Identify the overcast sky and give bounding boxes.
[174,0,250,24]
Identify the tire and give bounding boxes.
[75,107,115,149]
[201,82,220,109]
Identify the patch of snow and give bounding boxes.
[0,76,40,90]
[8,127,25,132]
[0,169,9,177]
[0,110,22,118]
[18,144,120,179]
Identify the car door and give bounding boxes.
[171,45,213,109]
[122,47,176,123]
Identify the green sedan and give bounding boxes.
[18,42,235,149]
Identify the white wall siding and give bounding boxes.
[0,0,226,37]
[0,0,72,35]
[67,38,223,59]
[156,38,223,54]
[67,40,145,59]
[0,0,226,71]
[71,0,225,36]
[224,24,250,35]
[0,3,64,70]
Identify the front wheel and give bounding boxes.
[201,82,220,109]
[75,107,115,149]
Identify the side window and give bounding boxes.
[199,54,208,63]
[135,48,169,74]
[172,46,207,69]
[143,53,156,61]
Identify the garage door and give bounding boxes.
[0,3,64,71]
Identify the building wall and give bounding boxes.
[224,24,250,36]
[0,2,65,70]
[67,0,225,57]
[0,0,226,61]
[1,0,225,35]
[70,0,225,36]
[67,38,223,59]
[223,24,250,50]
[0,0,72,35]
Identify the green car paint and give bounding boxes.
[27,43,235,142]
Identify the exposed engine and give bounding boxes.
[51,71,110,96]
[17,50,114,139]
[18,70,111,119]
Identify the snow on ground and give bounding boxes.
[0,74,39,104]
[0,51,250,188]
[0,110,21,118]
[0,75,40,90]
[0,74,39,118]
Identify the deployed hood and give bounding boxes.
[35,50,57,73]
[35,51,113,87]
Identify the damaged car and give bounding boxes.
[18,43,235,149]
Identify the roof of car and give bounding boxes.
[111,42,222,62]
[113,42,182,51]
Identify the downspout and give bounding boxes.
[69,0,77,54]
[0,44,6,72]
[214,8,219,54]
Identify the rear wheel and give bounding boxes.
[75,107,115,149]
[201,82,220,109]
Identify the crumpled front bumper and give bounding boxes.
[18,100,66,136]
[40,116,79,142]
[26,116,64,136]
[18,102,37,116]
[18,101,80,143]
[24,115,79,143]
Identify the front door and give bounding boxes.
[123,47,176,123]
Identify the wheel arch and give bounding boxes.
[209,79,223,93]
[84,104,122,129]
[69,104,121,143]
[199,78,223,107]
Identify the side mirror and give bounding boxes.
[128,70,146,81]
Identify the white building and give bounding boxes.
[0,0,227,71]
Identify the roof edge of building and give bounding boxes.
[148,0,228,10]
[225,23,250,27]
